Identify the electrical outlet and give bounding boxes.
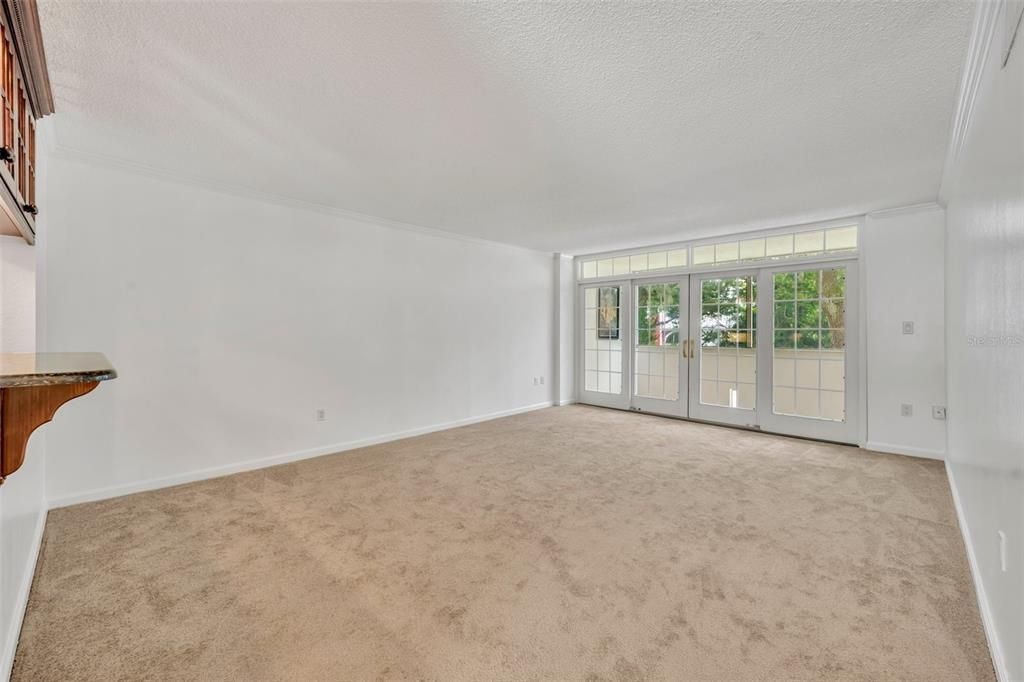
[532,377,539,386]
[902,321,915,335]
[900,404,913,417]
[315,408,326,422]
[539,376,545,385]
[932,406,947,420]
[999,531,1007,572]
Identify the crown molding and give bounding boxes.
[939,0,1003,203]
[865,201,943,219]
[49,143,551,256]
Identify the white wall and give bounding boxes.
[40,152,557,506]
[863,205,947,458]
[942,3,1023,679]
[0,235,46,680]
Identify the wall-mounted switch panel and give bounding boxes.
[932,406,947,420]
[902,321,915,335]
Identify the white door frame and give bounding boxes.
[576,280,631,410]
[687,267,761,428]
[756,259,860,443]
[630,276,690,418]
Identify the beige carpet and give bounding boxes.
[14,405,993,681]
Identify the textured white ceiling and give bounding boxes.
[39,1,974,253]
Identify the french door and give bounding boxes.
[688,269,760,427]
[758,262,859,443]
[578,259,859,444]
[579,281,630,409]
[631,278,689,417]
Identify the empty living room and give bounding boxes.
[0,0,1019,680]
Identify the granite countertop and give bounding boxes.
[0,353,118,388]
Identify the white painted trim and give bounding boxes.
[49,145,548,257]
[862,441,946,460]
[946,462,1008,682]
[552,253,564,406]
[48,402,554,509]
[939,0,1004,203]
[0,506,47,682]
[857,224,869,448]
[557,399,576,406]
[865,202,944,219]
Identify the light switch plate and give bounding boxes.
[902,321,915,335]
[932,406,947,420]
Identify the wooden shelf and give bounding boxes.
[0,352,116,483]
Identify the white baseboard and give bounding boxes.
[48,401,554,509]
[1,506,47,682]
[945,462,1008,682]
[558,399,576,406]
[863,441,946,460]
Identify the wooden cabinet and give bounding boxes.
[0,0,51,245]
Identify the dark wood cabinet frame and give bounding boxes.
[0,0,52,244]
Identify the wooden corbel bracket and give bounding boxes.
[0,381,98,483]
[0,353,117,485]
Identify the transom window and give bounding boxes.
[577,224,857,281]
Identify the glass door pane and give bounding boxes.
[631,279,688,417]
[688,272,759,426]
[578,283,630,409]
[771,268,845,420]
[760,263,859,442]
